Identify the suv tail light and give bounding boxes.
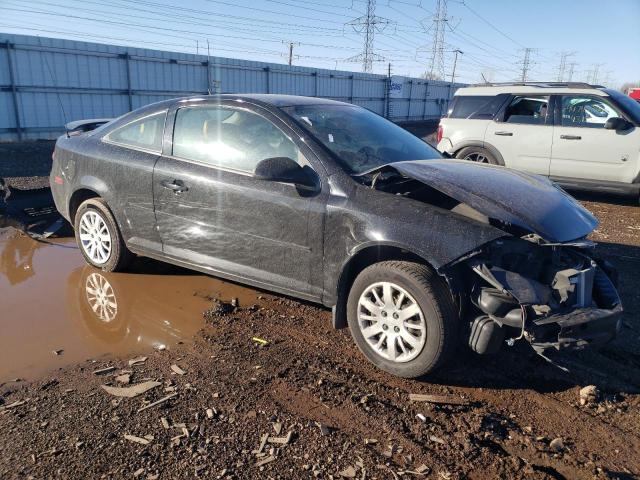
[436,124,443,144]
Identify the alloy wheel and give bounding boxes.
[463,152,489,163]
[357,282,426,363]
[79,210,112,265]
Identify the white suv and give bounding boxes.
[436,83,640,200]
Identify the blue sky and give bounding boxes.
[1,0,638,86]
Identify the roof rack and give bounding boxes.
[469,82,605,89]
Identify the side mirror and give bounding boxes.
[604,117,631,131]
[254,157,316,189]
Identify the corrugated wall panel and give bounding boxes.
[0,33,463,141]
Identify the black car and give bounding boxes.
[50,95,622,378]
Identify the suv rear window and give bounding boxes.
[448,95,506,119]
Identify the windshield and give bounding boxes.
[281,104,441,173]
[606,89,640,123]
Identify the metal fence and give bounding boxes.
[0,33,463,141]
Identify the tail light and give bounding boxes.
[436,124,443,144]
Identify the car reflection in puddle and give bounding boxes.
[0,229,262,382]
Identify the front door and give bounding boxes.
[550,94,639,184]
[485,94,553,175]
[152,103,325,299]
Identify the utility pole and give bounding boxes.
[450,49,462,84]
[282,41,300,66]
[556,51,576,82]
[346,0,392,73]
[427,0,449,79]
[206,39,212,95]
[519,48,534,82]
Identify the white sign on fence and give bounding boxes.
[389,76,405,98]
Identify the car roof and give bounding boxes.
[455,82,608,97]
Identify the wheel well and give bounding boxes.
[332,245,433,329]
[68,189,100,224]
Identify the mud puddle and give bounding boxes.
[0,228,264,382]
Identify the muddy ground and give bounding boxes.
[1,137,640,480]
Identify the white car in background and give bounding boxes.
[436,82,640,201]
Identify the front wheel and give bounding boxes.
[74,198,133,272]
[456,146,500,165]
[346,261,458,378]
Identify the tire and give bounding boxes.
[74,198,133,272]
[346,261,458,378]
[456,146,500,165]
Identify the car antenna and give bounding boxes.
[42,47,70,138]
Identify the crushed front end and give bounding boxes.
[451,237,622,355]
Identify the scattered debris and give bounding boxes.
[273,422,282,435]
[1,399,27,410]
[364,438,378,445]
[550,437,565,452]
[101,381,161,398]
[317,422,331,436]
[408,394,468,405]
[339,466,357,478]
[255,455,276,467]
[161,417,170,429]
[416,413,427,422]
[52,349,64,356]
[429,435,446,445]
[268,431,293,445]
[252,337,269,346]
[124,434,153,445]
[115,374,131,384]
[128,356,148,366]
[579,385,599,405]
[171,364,186,375]
[93,366,116,375]
[137,393,178,413]
[206,408,215,419]
[154,344,167,351]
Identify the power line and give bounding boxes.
[346,0,392,72]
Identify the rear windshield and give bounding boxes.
[448,94,507,119]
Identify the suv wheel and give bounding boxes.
[346,261,458,378]
[74,198,133,272]
[456,146,500,165]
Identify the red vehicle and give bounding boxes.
[629,88,640,102]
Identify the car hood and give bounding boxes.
[380,159,598,243]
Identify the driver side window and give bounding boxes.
[172,106,302,173]
[560,96,622,128]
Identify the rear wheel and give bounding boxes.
[346,261,458,378]
[456,146,500,165]
[74,198,133,272]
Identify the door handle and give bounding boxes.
[560,135,581,140]
[160,179,189,193]
[494,131,513,136]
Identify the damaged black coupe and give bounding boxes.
[50,95,622,378]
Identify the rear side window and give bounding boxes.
[503,96,549,125]
[172,106,301,173]
[449,95,505,119]
[105,111,166,152]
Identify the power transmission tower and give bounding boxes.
[346,0,391,73]
[566,62,578,81]
[427,0,449,79]
[519,48,535,82]
[590,63,605,84]
[450,49,463,83]
[556,51,576,82]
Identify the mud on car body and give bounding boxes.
[50,94,623,378]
